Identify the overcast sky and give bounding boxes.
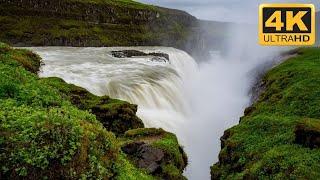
[138,0,320,23]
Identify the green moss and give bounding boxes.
[211,48,320,179]
[68,0,156,10]
[0,44,41,73]
[124,128,165,138]
[151,133,187,170]
[161,164,186,180]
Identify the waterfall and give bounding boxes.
[28,45,285,180]
[30,47,197,142]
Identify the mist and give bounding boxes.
[138,0,319,23]
[182,20,289,179]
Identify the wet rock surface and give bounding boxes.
[122,142,165,173]
[111,50,169,62]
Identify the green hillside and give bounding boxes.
[211,48,320,179]
[0,0,201,55]
[0,0,232,60]
[0,43,187,179]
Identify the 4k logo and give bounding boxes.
[259,4,315,46]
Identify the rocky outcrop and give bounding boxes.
[42,77,144,135]
[122,142,165,173]
[111,50,169,63]
[123,128,188,179]
[0,0,159,24]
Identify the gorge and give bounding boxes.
[26,26,288,179]
[0,0,320,179]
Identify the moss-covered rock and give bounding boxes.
[123,128,188,179]
[211,48,320,179]
[0,43,187,179]
[40,77,144,135]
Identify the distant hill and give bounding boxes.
[0,0,228,60]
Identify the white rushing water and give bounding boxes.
[29,41,285,179]
[31,47,197,143]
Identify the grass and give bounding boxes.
[68,0,156,10]
[0,15,178,47]
[211,47,320,179]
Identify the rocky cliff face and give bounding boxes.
[0,0,217,60]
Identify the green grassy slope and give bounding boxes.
[211,48,320,179]
[0,0,231,60]
[0,43,187,179]
[0,0,201,56]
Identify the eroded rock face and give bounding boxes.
[122,142,165,173]
[0,0,160,24]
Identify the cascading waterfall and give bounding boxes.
[29,42,286,180]
[31,47,197,143]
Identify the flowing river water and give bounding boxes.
[28,45,284,179]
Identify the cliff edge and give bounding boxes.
[211,48,320,179]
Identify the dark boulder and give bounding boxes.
[111,50,169,61]
[122,142,165,173]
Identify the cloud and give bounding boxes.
[138,0,320,22]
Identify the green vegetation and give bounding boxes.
[0,43,187,179]
[211,48,320,179]
[69,0,155,10]
[0,0,197,53]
